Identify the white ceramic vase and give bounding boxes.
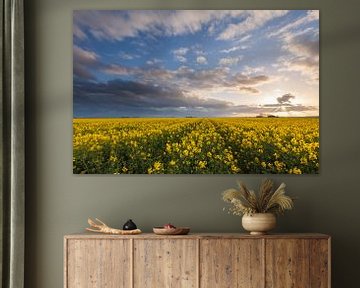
[242,213,276,235]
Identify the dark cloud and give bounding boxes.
[277,93,295,104]
[73,46,102,80]
[74,78,316,118]
[102,64,134,76]
[279,29,319,79]
[74,79,232,117]
[72,44,288,117]
[288,31,319,58]
[223,103,317,116]
[74,65,96,80]
[233,74,269,86]
[72,47,309,118]
[99,63,270,91]
[239,86,260,94]
[261,103,316,112]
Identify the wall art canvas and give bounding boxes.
[73,10,319,174]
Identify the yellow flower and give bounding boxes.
[198,161,207,169]
[300,157,308,165]
[231,165,240,173]
[153,161,163,171]
[73,117,319,174]
[166,143,172,153]
[110,155,118,162]
[290,167,302,174]
[274,161,285,171]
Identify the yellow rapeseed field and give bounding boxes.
[73,118,319,174]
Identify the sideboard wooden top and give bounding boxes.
[64,232,330,240]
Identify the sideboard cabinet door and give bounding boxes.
[66,239,131,288]
[265,239,329,288]
[134,239,198,288]
[266,239,309,288]
[310,239,330,288]
[200,239,264,288]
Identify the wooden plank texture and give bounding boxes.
[200,239,264,288]
[310,239,330,288]
[265,239,310,288]
[64,234,330,288]
[133,239,197,288]
[66,239,131,288]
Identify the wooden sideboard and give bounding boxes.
[64,233,330,288]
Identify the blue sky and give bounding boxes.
[73,10,319,118]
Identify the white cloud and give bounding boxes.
[146,58,162,65]
[194,49,206,55]
[74,10,246,41]
[237,35,252,43]
[243,65,265,75]
[173,47,189,56]
[176,56,187,63]
[219,36,251,53]
[220,46,241,53]
[73,46,98,65]
[119,52,139,60]
[73,46,98,63]
[268,10,319,38]
[217,10,288,40]
[219,57,241,66]
[73,10,290,50]
[278,28,319,80]
[267,12,319,82]
[196,56,208,65]
[73,25,87,40]
[172,47,189,62]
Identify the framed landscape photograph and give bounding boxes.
[73,10,319,174]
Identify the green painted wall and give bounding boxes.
[25,0,360,287]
